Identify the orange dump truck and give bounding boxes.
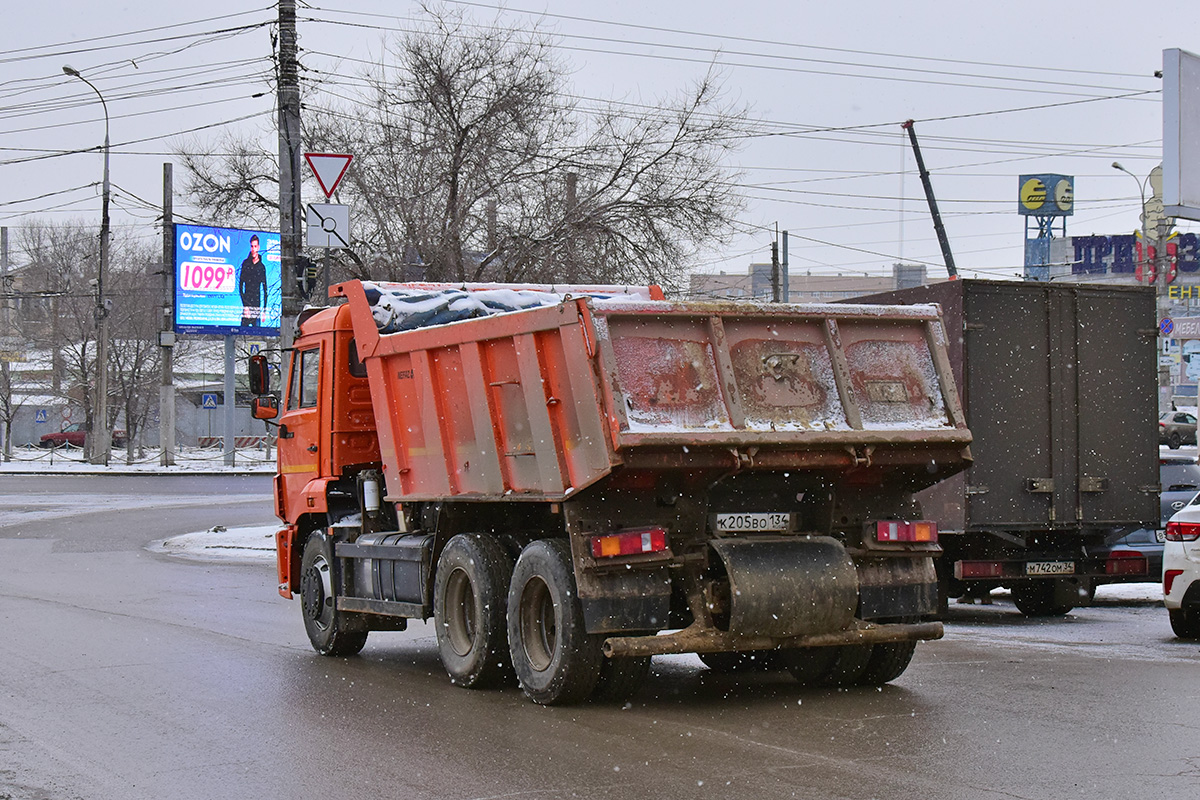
[250,279,973,705]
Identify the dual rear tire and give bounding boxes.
[433,534,515,689]
[782,640,917,687]
[436,536,647,705]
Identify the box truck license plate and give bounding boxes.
[1026,561,1074,576]
[715,513,790,532]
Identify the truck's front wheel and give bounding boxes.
[507,539,603,705]
[434,534,515,689]
[300,532,368,656]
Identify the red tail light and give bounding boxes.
[956,560,1003,579]
[591,527,668,558]
[1165,521,1200,542]
[875,520,937,543]
[1105,550,1148,576]
[1165,569,1184,595]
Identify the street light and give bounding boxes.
[1114,160,1172,400]
[63,64,111,465]
[1112,161,1151,248]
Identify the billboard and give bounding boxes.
[174,224,281,336]
[1018,174,1073,216]
[1164,48,1200,222]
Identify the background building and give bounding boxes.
[689,262,931,303]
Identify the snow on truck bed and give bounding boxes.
[362,281,655,333]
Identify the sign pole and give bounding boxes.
[224,335,236,467]
[160,163,176,466]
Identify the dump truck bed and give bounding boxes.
[334,281,972,503]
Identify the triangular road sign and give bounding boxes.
[305,153,354,199]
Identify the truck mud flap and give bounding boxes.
[709,536,858,638]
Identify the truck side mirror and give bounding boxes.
[249,354,270,395]
[252,395,279,420]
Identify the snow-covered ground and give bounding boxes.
[149,525,278,563]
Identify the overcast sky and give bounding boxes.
[3,0,1197,284]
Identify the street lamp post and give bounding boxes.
[63,64,111,465]
[1114,161,1170,403]
[1112,162,1151,267]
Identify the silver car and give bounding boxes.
[1159,411,1197,449]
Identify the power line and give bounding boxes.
[0,20,272,67]
[330,2,1156,82]
[301,11,1155,102]
[0,109,273,167]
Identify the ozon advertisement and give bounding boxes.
[174,223,281,336]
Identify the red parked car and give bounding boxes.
[39,422,127,448]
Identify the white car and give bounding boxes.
[1164,498,1200,639]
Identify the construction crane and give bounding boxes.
[901,119,958,279]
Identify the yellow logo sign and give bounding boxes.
[1054,179,1073,212]
[1020,178,1047,210]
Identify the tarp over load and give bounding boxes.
[362,280,662,333]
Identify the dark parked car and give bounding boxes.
[1092,455,1200,587]
[38,422,127,449]
[1159,411,1197,449]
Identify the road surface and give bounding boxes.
[1,474,1196,799]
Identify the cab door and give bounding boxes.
[277,341,325,521]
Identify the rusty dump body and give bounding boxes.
[269,279,973,702]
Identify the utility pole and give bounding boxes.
[770,238,781,302]
[160,163,176,466]
[1,227,10,461]
[781,230,789,303]
[277,0,303,349]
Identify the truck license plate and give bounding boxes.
[715,512,790,532]
[1026,561,1074,576]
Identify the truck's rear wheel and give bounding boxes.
[590,655,651,703]
[300,532,367,656]
[783,645,872,687]
[434,533,514,689]
[856,641,917,685]
[699,651,784,673]
[781,646,837,685]
[1012,580,1074,617]
[507,539,603,705]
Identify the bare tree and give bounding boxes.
[14,221,173,461]
[181,4,748,292]
[106,242,170,462]
[177,131,279,230]
[16,221,100,454]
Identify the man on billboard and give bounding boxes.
[239,234,267,327]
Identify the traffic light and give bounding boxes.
[295,255,320,298]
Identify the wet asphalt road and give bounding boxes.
[1,474,1198,800]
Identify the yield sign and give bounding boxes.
[304,153,353,199]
